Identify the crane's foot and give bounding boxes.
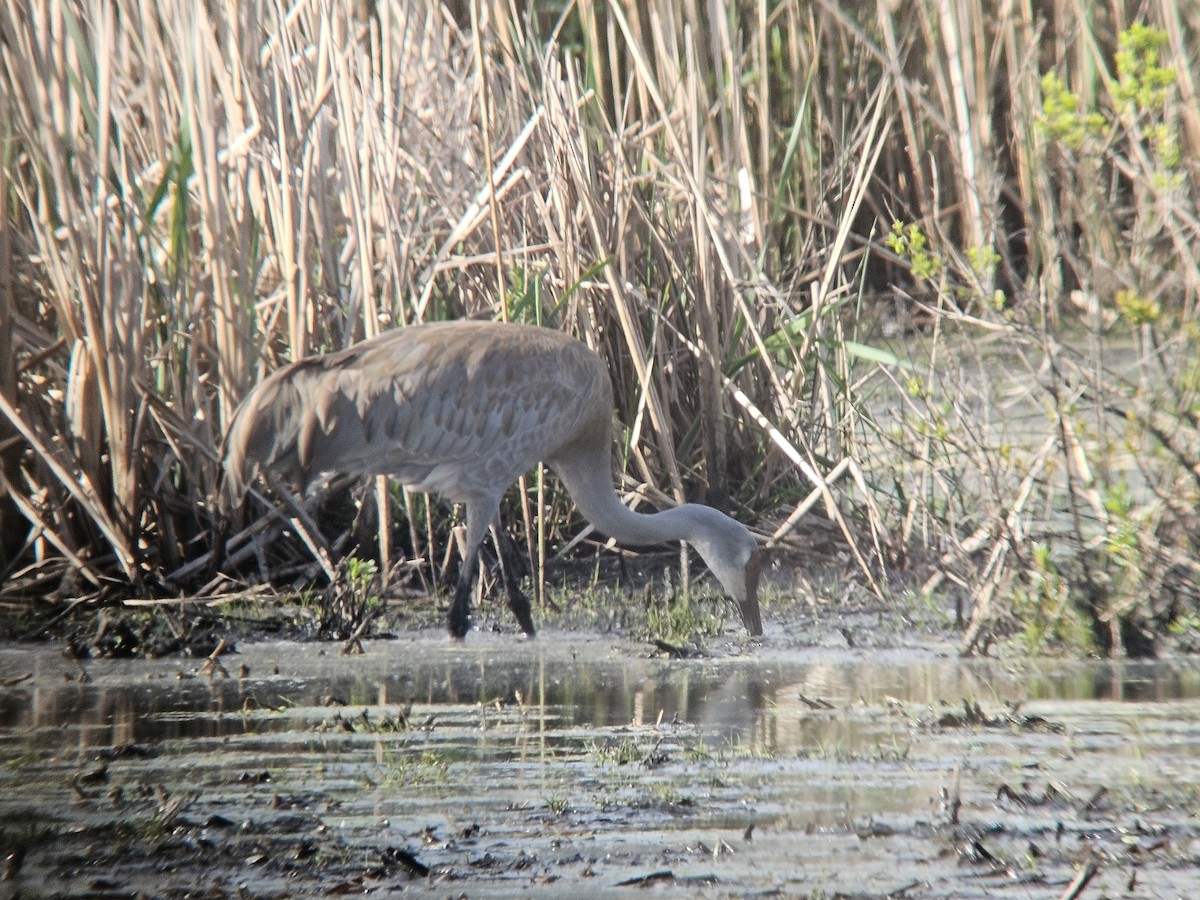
[506,586,537,638]
[447,612,470,640]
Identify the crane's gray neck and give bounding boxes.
[552,445,761,634]
[552,451,735,549]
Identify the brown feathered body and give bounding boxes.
[222,321,762,638]
[224,321,608,503]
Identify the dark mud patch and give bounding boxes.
[2,633,1200,897]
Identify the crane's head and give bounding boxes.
[688,510,764,636]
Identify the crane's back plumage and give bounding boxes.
[223,321,609,503]
[221,320,763,638]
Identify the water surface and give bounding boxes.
[2,633,1198,897]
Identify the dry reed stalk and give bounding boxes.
[1160,0,1200,158]
[876,0,928,216]
[0,81,18,565]
[1000,0,1057,291]
[936,0,991,252]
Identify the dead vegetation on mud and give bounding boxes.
[2,636,1199,898]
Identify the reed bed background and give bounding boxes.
[2,0,1199,656]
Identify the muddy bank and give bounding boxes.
[2,630,1199,897]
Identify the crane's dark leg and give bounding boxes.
[446,498,537,639]
[447,503,491,639]
[450,498,518,640]
[447,552,477,640]
[490,526,536,637]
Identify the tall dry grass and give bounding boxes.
[0,0,880,603]
[2,0,1199,655]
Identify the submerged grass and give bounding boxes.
[2,1,1200,656]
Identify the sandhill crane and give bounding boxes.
[222,320,763,638]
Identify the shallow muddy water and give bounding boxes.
[2,630,1199,897]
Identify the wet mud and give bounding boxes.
[2,627,1200,898]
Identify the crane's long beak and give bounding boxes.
[739,549,764,636]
